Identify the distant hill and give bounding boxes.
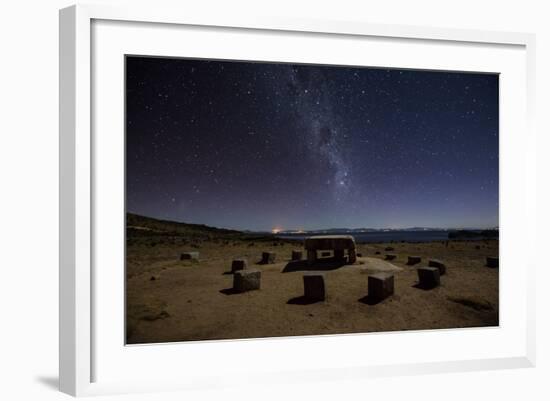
[126,213,242,238]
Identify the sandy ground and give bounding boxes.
[126,239,498,344]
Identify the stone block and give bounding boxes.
[428,259,446,275]
[291,250,303,261]
[307,249,316,264]
[304,235,356,251]
[261,252,276,264]
[303,273,326,301]
[348,249,357,263]
[368,273,394,301]
[334,249,345,259]
[180,251,199,261]
[233,269,261,292]
[417,267,440,289]
[385,254,397,261]
[231,258,248,273]
[408,255,421,265]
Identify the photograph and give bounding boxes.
[125,56,499,344]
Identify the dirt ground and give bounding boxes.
[126,238,499,344]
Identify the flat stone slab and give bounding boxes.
[486,256,499,268]
[180,252,199,261]
[304,235,356,251]
[303,273,326,301]
[368,272,394,301]
[231,258,248,273]
[233,268,261,292]
[261,252,276,264]
[428,259,446,275]
[417,267,440,289]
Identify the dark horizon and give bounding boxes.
[127,210,498,233]
[126,57,499,232]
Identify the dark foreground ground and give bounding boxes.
[126,226,499,344]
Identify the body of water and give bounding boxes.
[277,230,488,244]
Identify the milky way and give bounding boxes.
[126,57,499,231]
[280,66,352,201]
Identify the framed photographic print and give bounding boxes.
[59,4,536,396]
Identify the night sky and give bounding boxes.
[126,56,499,231]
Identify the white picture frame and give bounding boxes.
[59,4,536,397]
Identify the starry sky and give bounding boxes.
[126,56,499,231]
